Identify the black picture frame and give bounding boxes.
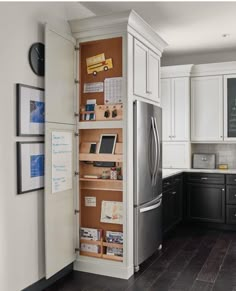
[17,141,44,194]
[16,83,45,136]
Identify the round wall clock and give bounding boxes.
[29,43,45,76]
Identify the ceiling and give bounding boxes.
[78,1,236,57]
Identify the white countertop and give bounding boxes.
[163,168,236,179]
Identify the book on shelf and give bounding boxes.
[106,231,123,244]
[80,227,102,241]
[81,243,100,254]
[106,247,123,257]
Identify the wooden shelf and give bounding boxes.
[80,178,123,191]
[80,251,102,258]
[79,239,123,262]
[103,242,123,249]
[80,239,102,245]
[79,153,122,162]
[78,120,123,129]
[102,254,123,262]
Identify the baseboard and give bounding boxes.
[22,264,73,291]
[74,257,133,279]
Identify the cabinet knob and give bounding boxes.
[172,191,176,195]
[234,214,236,217]
[234,179,236,181]
[234,194,236,197]
[222,188,225,191]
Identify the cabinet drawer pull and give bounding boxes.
[172,191,176,195]
[165,182,170,185]
[201,177,208,180]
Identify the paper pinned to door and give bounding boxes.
[104,77,123,104]
[84,82,103,93]
[51,131,73,193]
[100,200,123,224]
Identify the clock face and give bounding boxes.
[29,43,45,76]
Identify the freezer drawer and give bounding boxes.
[134,197,162,267]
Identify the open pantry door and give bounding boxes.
[44,25,77,279]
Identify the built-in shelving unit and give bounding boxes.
[78,36,124,263]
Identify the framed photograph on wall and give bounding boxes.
[16,84,45,136]
[17,142,44,194]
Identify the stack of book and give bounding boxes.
[106,231,123,257]
[80,227,102,254]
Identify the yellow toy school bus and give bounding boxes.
[86,53,113,76]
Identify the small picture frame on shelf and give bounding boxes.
[98,134,117,154]
[16,83,45,136]
[17,142,44,194]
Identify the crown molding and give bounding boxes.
[161,64,193,78]
[69,10,168,53]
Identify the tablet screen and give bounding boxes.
[99,136,116,154]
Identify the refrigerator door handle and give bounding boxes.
[149,119,154,183]
[140,199,162,213]
[153,117,160,184]
[151,117,158,186]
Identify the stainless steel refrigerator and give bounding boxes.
[133,100,162,271]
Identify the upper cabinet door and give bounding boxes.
[148,50,160,103]
[45,25,76,279]
[134,39,148,98]
[45,25,76,124]
[224,74,236,141]
[161,79,172,141]
[172,78,190,141]
[163,142,190,169]
[191,76,223,141]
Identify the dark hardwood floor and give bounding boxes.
[45,225,236,291]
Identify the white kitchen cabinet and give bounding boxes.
[161,78,172,141]
[44,10,167,281]
[191,76,223,142]
[148,50,160,103]
[134,39,160,104]
[163,142,191,169]
[161,77,189,141]
[224,74,236,141]
[45,25,76,279]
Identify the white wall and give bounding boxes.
[161,49,236,66]
[0,3,92,291]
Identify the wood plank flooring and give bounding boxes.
[45,226,236,291]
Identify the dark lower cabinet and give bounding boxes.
[187,183,225,223]
[226,205,236,224]
[163,174,183,234]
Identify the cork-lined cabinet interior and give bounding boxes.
[79,128,124,261]
[79,37,123,122]
[78,36,124,262]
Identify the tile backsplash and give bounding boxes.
[192,144,236,169]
